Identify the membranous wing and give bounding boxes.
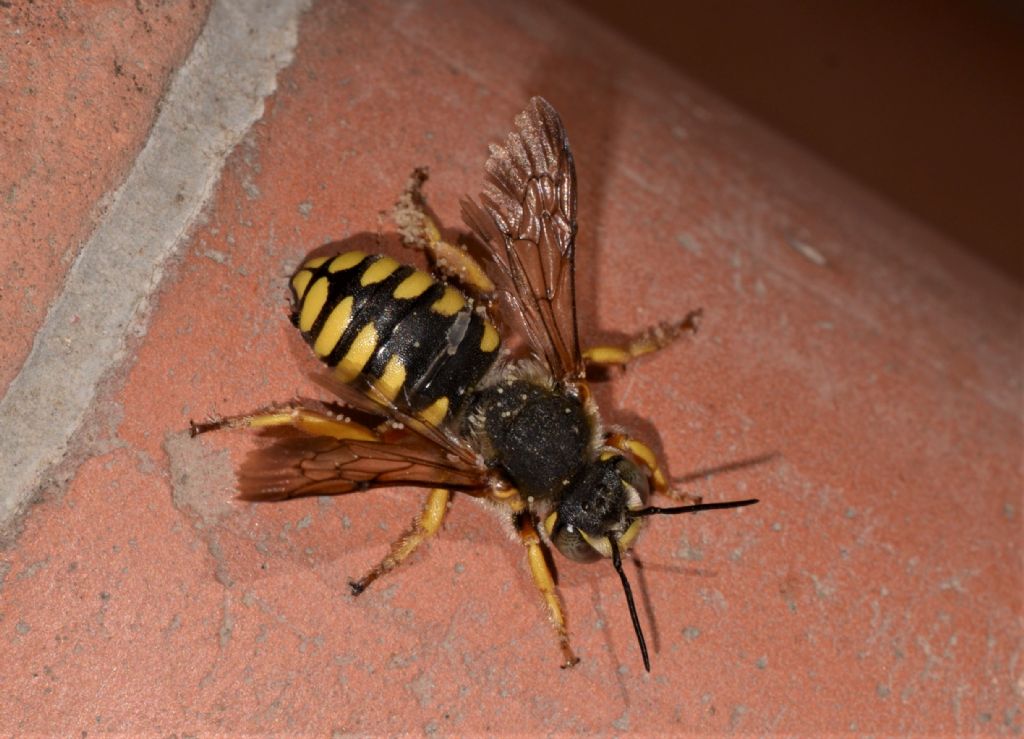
[238,415,493,501]
[461,97,583,382]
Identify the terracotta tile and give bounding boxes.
[0,0,1019,734]
[0,0,211,391]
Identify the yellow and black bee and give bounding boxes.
[191,98,758,671]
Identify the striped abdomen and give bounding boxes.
[290,251,500,426]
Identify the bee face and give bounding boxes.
[544,455,650,563]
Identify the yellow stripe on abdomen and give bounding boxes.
[393,270,434,299]
[313,296,354,357]
[291,269,313,300]
[298,277,329,332]
[431,286,466,316]
[302,255,329,269]
[480,321,499,352]
[375,355,407,402]
[335,323,378,382]
[418,396,449,427]
[327,251,366,273]
[360,256,401,285]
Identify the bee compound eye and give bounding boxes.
[550,516,601,563]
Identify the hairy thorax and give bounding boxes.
[466,372,597,501]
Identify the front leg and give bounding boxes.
[513,510,580,669]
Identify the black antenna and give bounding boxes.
[610,497,758,672]
[609,535,650,673]
[631,498,759,518]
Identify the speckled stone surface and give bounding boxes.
[0,1,1020,734]
[0,0,211,391]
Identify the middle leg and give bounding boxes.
[584,309,702,369]
[349,487,452,595]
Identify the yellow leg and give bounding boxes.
[515,512,579,669]
[189,404,378,442]
[349,488,451,595]
[393,167,496,295]
[584,309,703,367]
[605,434,669,493]
[605,434,710,502]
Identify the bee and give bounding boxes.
[191,97,758,671]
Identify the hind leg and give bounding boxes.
[393,167,496,295]
[190,403,378,442]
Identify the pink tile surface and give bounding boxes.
[0,0,211,391]
[1,1,1020,733]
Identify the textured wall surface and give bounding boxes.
[0,0,1020,733]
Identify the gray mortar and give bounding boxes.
[0,0,309,538]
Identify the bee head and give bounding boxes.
[544,451,759,673]
[544,453,649,563]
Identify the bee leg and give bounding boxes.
[514,511,580,669]
[349,488,451,596]
[189,405,378,442]
[583,309,702,368]
[605,434,669,493]
[393,167,496,296]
